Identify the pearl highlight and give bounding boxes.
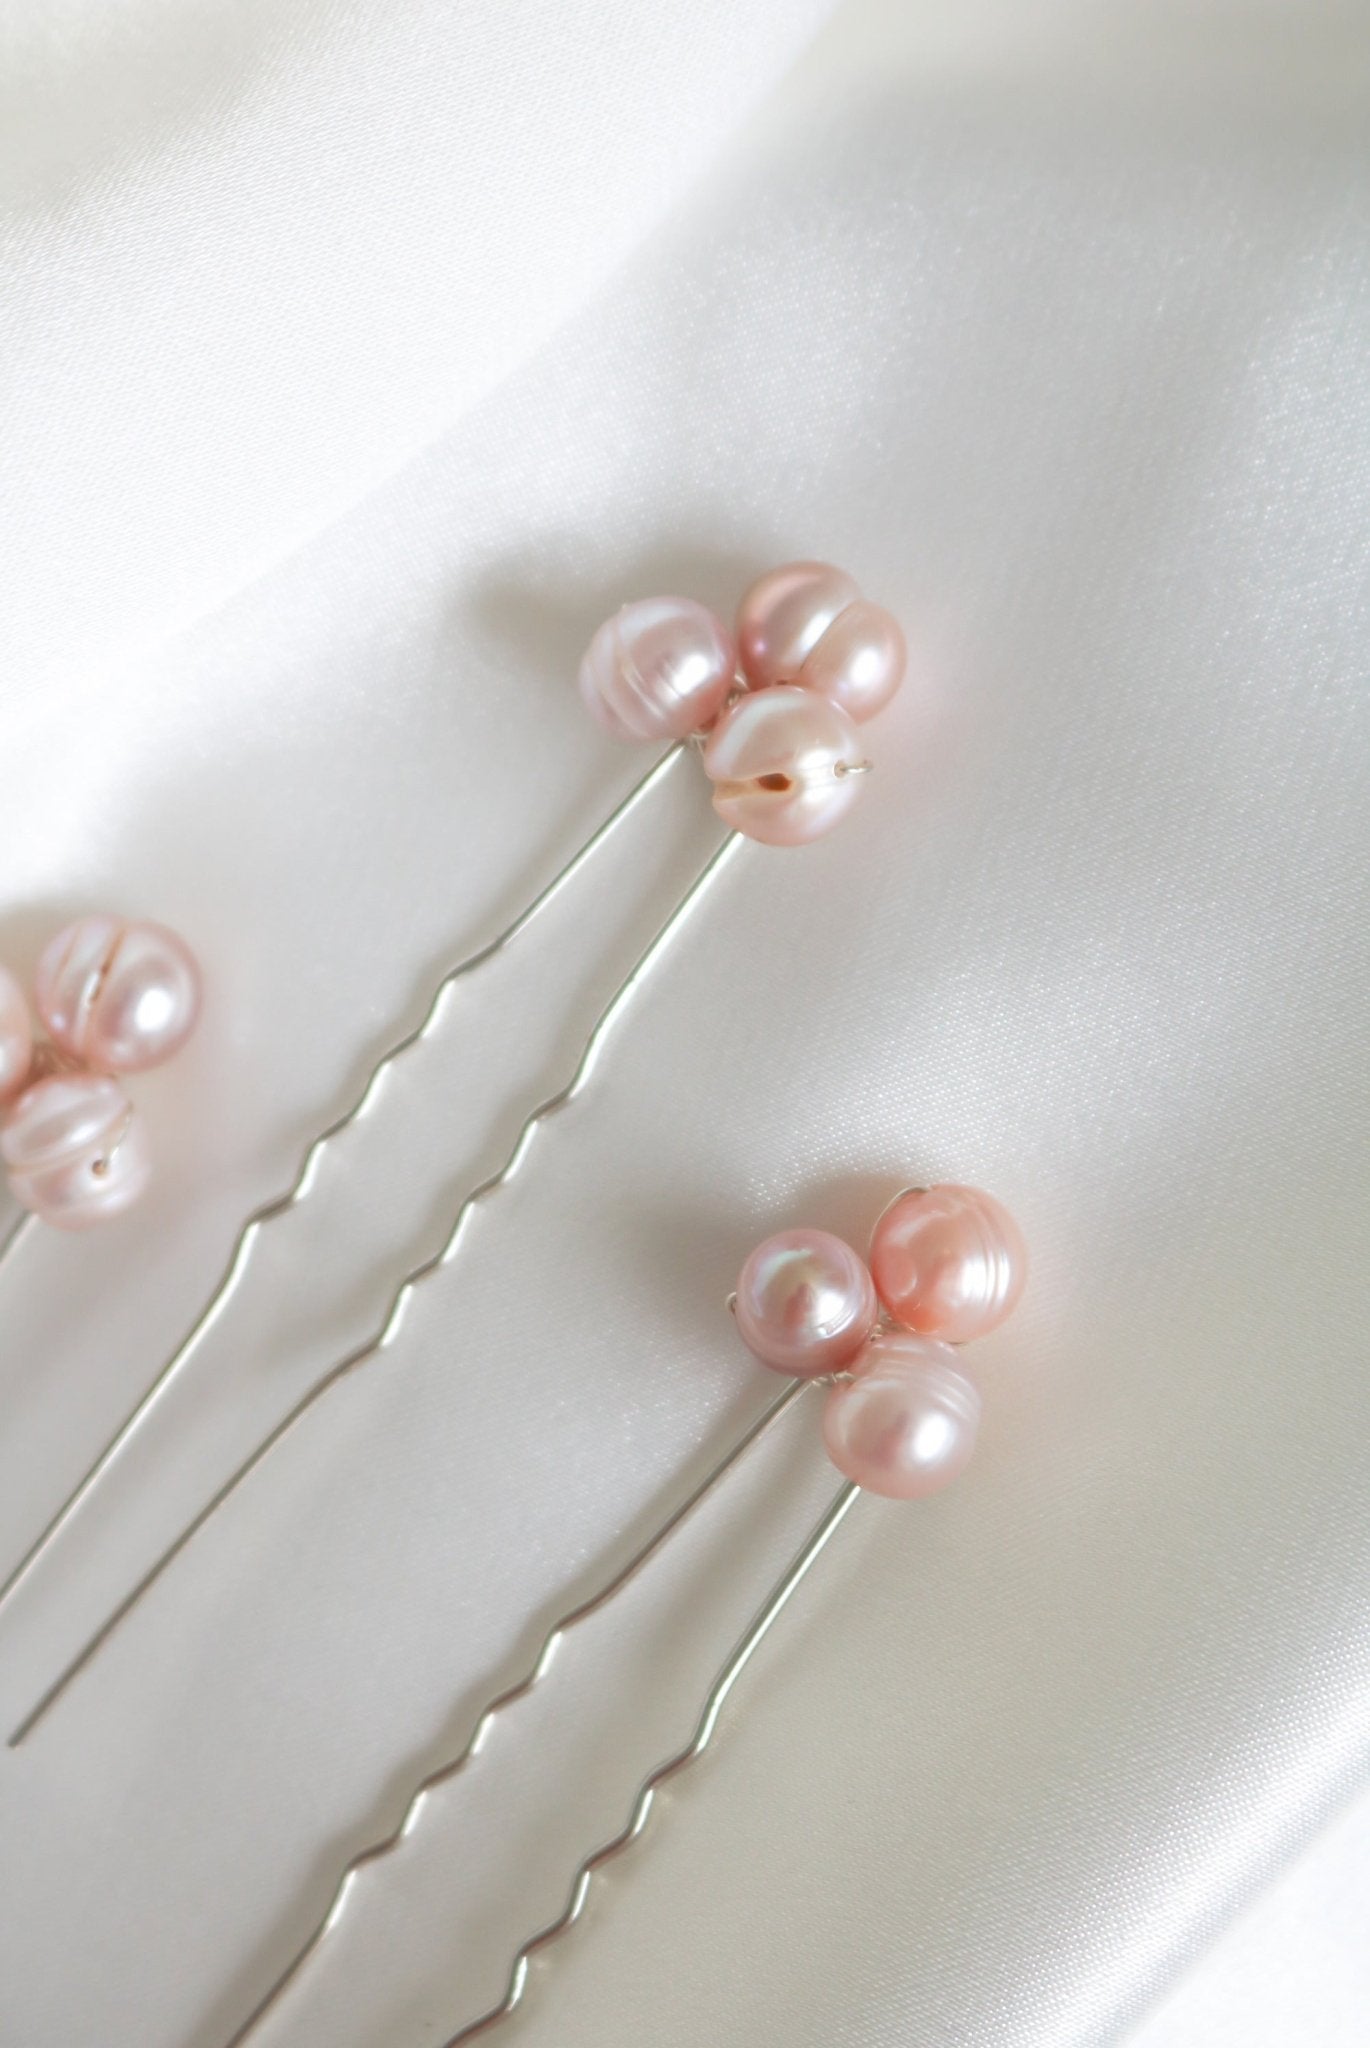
[736,561,905,723]
[36,916,202,1075]
[869,1183,1027,1344]
[1,1073,151,1229]
[703,686,865,845]
[2,913,201,1226]
[578,597,736,743]
[822,1330,981,1499]
[736,562,860,690]
[734,1227,877,1378]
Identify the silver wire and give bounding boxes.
[218,1376,810,2048]
[442,1477,861,2046]
[0,745,687,1625]
[0,1210,37,1272]
[9,828,744,1746]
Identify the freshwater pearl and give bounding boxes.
[734,1227,877,1378]
[36,915,202,1074]
[0,966,33,1105]
[703,686,864,845]
[822,1330,980,1499]
[735,562,860,690]
[578,597,736,742]
[737,563,905,723]
[870,1183,1027,1344]
[794,599,906,724]
[1,1074,152,1228]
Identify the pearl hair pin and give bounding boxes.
[2,560,908,1734]
[580,561,904,843]
[0,918,201,1236]
[202,1180,1025,2048]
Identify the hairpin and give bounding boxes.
[207,1179,1026,2047]
[0,917,201,1242]
[2,560,908,1733]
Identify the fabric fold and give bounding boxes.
[0,0,834,701]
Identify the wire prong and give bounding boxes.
[216,1376,810,2048]
[0,745,688,1625]
[0,1210,37,1271]
[441,1477,861,2046]
[8,830,744,1746]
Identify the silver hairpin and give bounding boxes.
[0,741,685,1627]
[8,823,743,1744]
[212,1180,1025,2046]
[4,565,906,1748]
[441,1475,861,2047]
[0,1208,37,1268]
[394,1182,1025,2047]
[217,1376,810,2048]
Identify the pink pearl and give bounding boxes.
[734,1227,877,1378]
[735,562,860,690]
[870,1183,1027,1344]
[794,599,905,724]
[1,1073,151,1229]
[0,965,34,1105]
[35,915,202,1075]
[822,1330,980,1499]
[703,686,865,845]
[578,597,736,743]
[737,563,905,723]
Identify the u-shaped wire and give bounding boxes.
[217,1375,816,2048]
[0,745,687,1627]
[9,814,745,1744]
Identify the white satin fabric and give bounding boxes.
[1,3,1368,2046]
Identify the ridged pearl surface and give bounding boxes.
[737,562,905,723]
[1,1073,151,1228]
[0,966,33,1105]
[578,597,736,743]
[735,562,860,690]
[793,598,906,724]
[870,1183,1027,1344]
[36,915,202,1075]
[734,1227,877,1378]
[823,1330,981,1499]
[703,686,864,845]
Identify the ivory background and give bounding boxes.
[0,2,1368,2044]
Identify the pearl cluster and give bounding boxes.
[578,562,906,846]
[733,1184,1027,1499]
[0,917,201,1229]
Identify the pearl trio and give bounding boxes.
[579,558,906,844]
[734,1183,1027,1501]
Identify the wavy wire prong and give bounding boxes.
[0,745,686,1625]
[218,1376,810,2048]
[442,1477,860,2046]
[9,827,744,1745]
